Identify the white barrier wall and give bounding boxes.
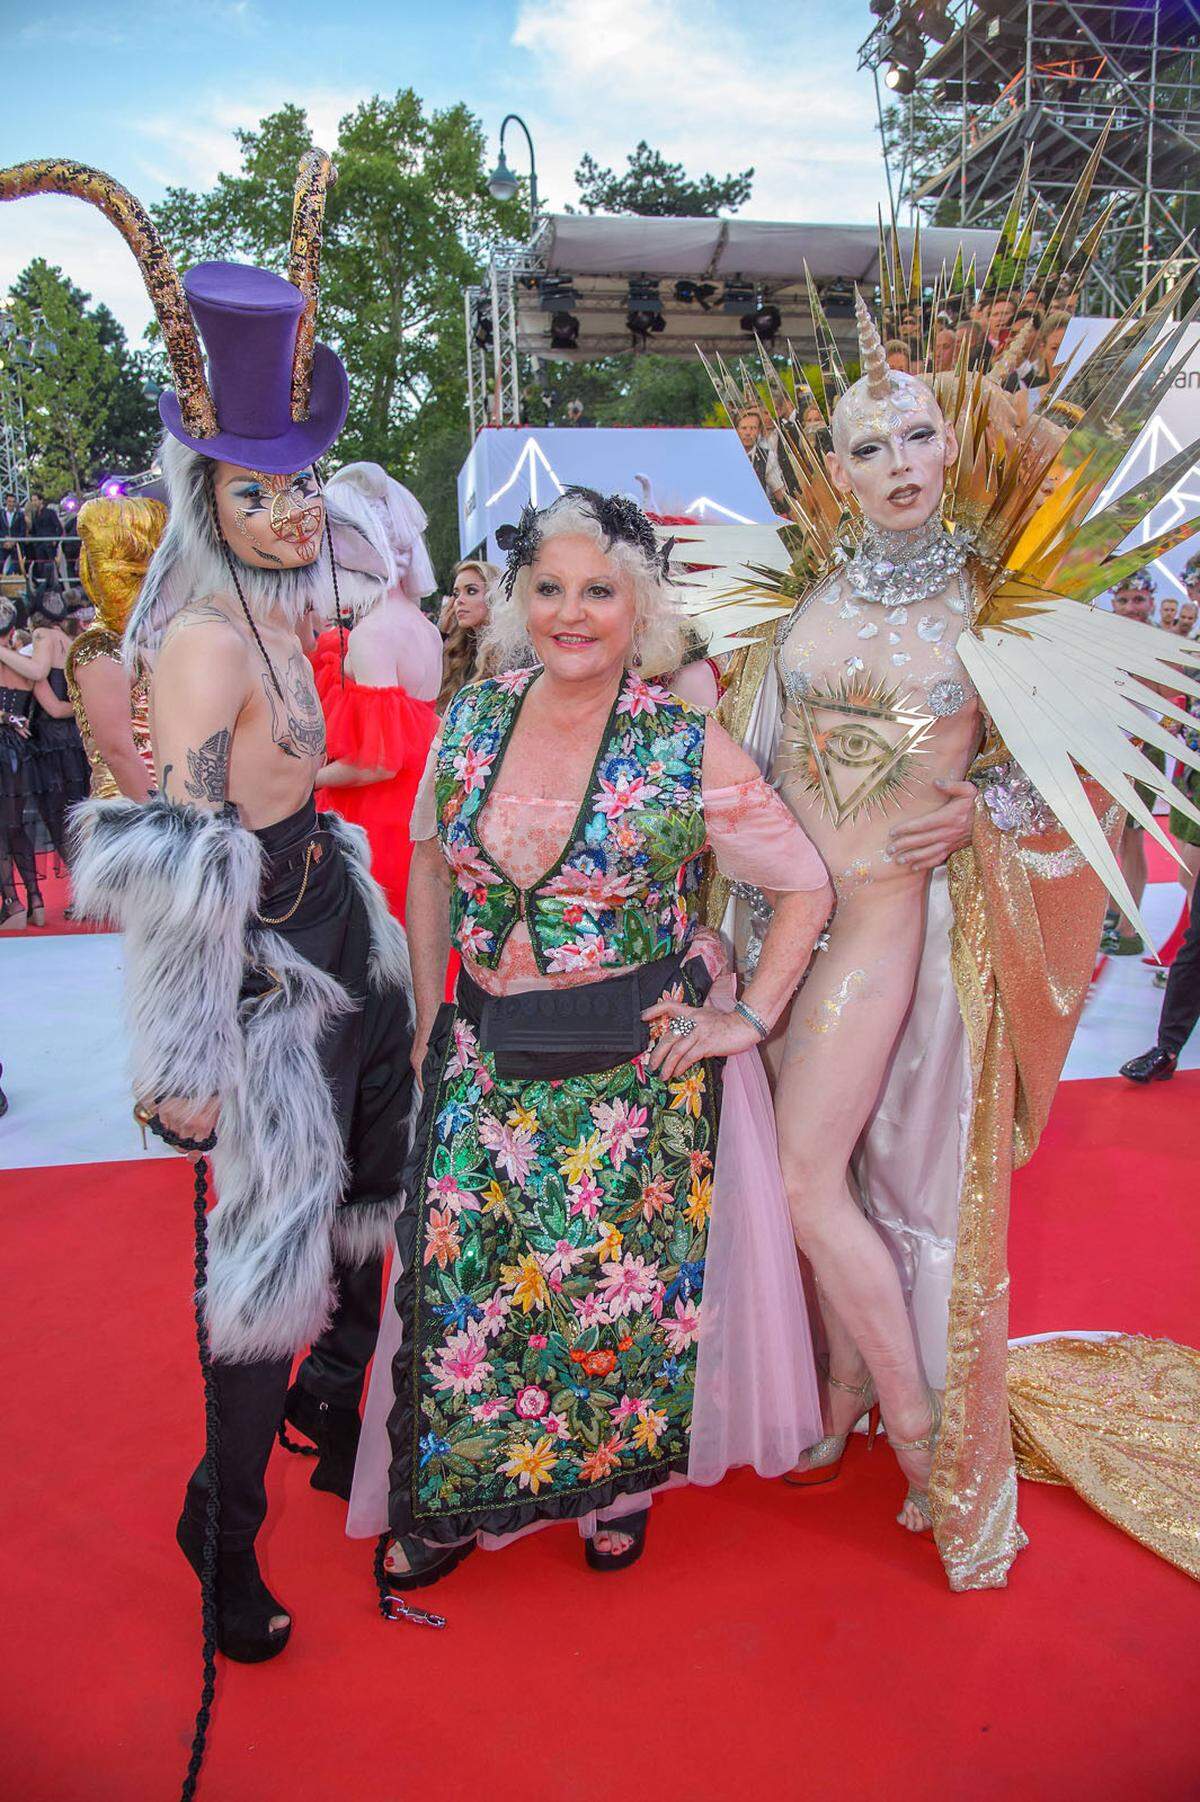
[457,426,778,561]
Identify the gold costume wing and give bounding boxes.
[675,135,1200,940]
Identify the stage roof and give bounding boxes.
[532,214,1001,284]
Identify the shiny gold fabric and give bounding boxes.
[933,792,1117,1588]
[77,496,167,633]
[65,627,154,799]
[1009,1334,1200,1581]
[287,148,336,425]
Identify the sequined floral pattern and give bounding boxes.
[435,670,708,974]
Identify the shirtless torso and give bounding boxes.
[152,595,325,829]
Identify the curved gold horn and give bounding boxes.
[0,159,217,438]
[287,147,337,424]
[854,287,891,400]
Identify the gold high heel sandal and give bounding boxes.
[783,1371,880,1488]
[888,1389,943,1529]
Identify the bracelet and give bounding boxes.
[734,998,769,1040]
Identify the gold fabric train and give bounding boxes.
[932,789,1118,1588]
[1009,1334,1200,1582]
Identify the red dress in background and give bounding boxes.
[312,630,439,921]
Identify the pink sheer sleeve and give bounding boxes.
[705,777,828,891]
[409,737,440,841]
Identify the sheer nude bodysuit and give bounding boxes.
[769,557,981,1517]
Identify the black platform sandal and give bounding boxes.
[281,1381,362,1501]
[176,1513,292,1664]
[584,1510,649,1573]
[381,1533,477,1593]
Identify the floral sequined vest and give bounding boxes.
[436,667,708,975]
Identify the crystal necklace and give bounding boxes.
[841,517,971,612]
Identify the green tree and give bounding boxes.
[573,141,753,218]
[7,261,158,496]
[152,93,524,575]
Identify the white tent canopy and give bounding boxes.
[532,214,1001,284]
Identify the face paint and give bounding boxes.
[828,377,956,533]
[214,461,325,569]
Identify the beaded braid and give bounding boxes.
[205,471,288,706]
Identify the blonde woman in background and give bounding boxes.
[437,558,502,712]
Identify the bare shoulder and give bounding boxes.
[155,606,252,700]
[701,716,763,788]
[160,595,248,651]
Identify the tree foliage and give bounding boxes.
[152,93,523,571]
[573,140,753,219]
[6,261,158,496]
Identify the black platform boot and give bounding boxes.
[282,1381,363,1500]
[176,1513,292,1664]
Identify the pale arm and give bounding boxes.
[75,656,153,802]
[0,629,52,682]
[33,675,74,718]
[406,835,453,1078]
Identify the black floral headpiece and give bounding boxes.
[495,486,674,597]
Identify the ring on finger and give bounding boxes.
[669,1015,696,1039]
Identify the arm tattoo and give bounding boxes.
[183,727,232,802]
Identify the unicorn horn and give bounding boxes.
[854,287,891,400]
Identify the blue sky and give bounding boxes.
[0,0,883,345]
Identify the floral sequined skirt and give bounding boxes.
[387,959,720,1543]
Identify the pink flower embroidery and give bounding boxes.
[426,1171,482,1217]
[597,1253,660,1318]
[445,842,500,893]
[470,1395,510,1423]
[572,1292,608,1328]
[617,675,669,719]
[591,1098,649,1170]
[515,1384,550,1420]
[495,666,537,694]
[544,864,639,907]
[478,1293,512,1340]
[546,935,611,974]
[662,1298,701,1354]
[458,918,496,959]
[479,1115,537,1185]
[452,745,494,794]
[447,1020,481,1079]
[431,1329,493,1396]
[595,772,660,821]
[568,1173,605,1221]
[610,1394,648,1425]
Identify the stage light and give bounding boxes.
[472,300,494,350]
[100,477,127,499]
[917,2,953,44]
[886,62,917,93]
[740,303,782,346]
[721,281,755,315]
[674,280,717,309]
[821,283,856,319]
[60,493,79,514]
[549,310,580,350]
[626,308,666,347]
[538,276,580,312]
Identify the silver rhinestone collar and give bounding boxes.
[842,518,971,610]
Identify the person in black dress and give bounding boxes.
[27,606,90,866]
[0,607,45,928]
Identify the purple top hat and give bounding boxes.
[158,262,349,475]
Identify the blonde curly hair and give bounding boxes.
[481,492,685,678]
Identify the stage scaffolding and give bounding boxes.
[859,1,1200,312]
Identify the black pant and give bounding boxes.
[1158,888,1200,1055]
[183,1254,383,1549]
[182,798,413,1550]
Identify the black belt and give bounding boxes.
[455,948,709,1080]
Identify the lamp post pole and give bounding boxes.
[488,113,540,235]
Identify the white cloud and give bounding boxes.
[509,0,883,222]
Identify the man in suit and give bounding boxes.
[24,490,62,586]
[1,492,25,576]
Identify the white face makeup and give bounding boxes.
[214,461,324,569]
[827,375,958,533]
[525,532,637,685]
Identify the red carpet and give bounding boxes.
[1,1076,1196,1801]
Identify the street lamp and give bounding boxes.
[488,114,540,235]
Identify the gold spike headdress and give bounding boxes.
[676,131,1200,937]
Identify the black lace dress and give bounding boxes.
[29,665,90,861]
[0,682,41,913]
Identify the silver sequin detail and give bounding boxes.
[917,614,946,643]
[839,599,863,620]
[857,622,879,639]
[974,761,1057,835]
[928,679,967,717]
[841,518,972,612]
[891,652,911,666]
[845,655,865,672]
[886,607,908,626]
[783,667,813,700]
[888,631,902,644]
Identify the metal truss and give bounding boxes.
[860,1,1200,311]
[0,306,31,499]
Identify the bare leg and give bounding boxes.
[775,880,937,1531]
[1115,825,1147,937]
